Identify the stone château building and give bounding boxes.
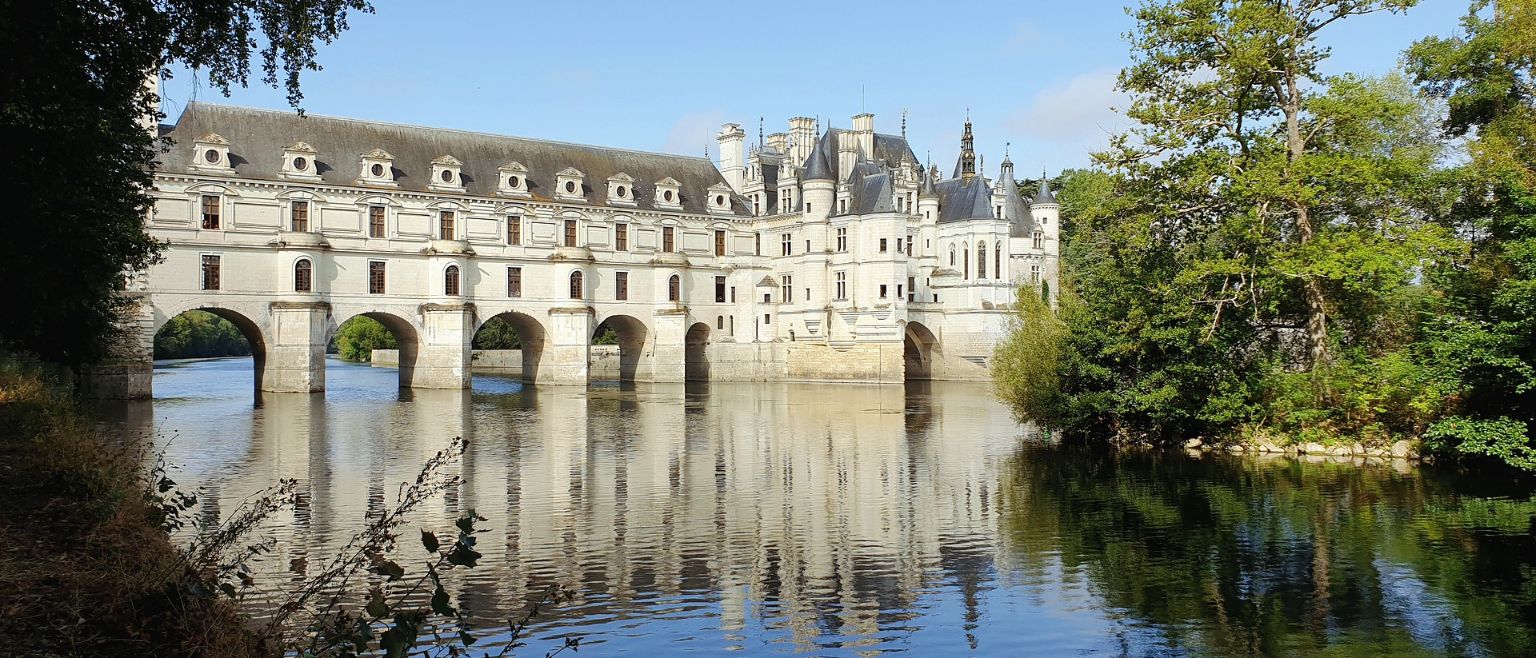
[109,102,1059,396]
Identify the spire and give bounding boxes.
[804,130,837,181]
[1001,142,1014,181]
[953,117,977,180]
[920,164,937,198]
[1033,176,1057,205]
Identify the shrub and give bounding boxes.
[1424,416,1536,471]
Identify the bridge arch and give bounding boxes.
[685,322,711,381]
[474,310,547,383]
[150,300,271,394]
[903,321,938,381]
[592,313,649,382]
[328,309,422,389]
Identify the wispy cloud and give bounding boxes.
[659,111,727,159]
[1008,68,1130,167]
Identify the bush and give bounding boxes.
[1424,416,1536,471]
[993,285,1069,425]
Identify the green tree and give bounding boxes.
[1405,0,1536,468]
[152,310,251,359]
[0,0,370,368]
[471,317,522,350]
[335,316,397,362]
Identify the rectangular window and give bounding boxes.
[506,216,521,245]
[835,271,847,300]
[715,230,726,256]
[906,235,913,257]
[764,313,771,325]
[200,195,220,229]
[755,232,761,256]
[615,223,628,251]
[615,271,629,300]
[663,226,675,252]
[369,261,386,294]
[836,227,847,252]
[1033,232,1043,249]
[715,276,726,303]
[730,286,736,303]
[781,233,792,256]
[879,284,888,299]
[908,276,916,302]
[439,210,456,241]
[897,284,903,299]
[753,198,760,215]
[200,255,220,290]
[507,266,522,298]
[369,205,386,238]
[879,238,888,253]
[564,219,578,247]
[1031,265,1041,283]
[291,200,309,232]
[781,274,793,303]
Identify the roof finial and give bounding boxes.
[759,116,764,147]
[1005,142,1010,158]
[901,108,908,138]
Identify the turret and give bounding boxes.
[716,123,746,193]
[918,164,940,223]
[802,130,837,221]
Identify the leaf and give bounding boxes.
[365,587,389,618]
[218,582,237,598]
[446,545,482,568]
[372,559,405,581]
[421,529,440,553]
[431,584,456,616]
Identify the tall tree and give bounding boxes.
[0,0,370,367]
[1109,0,1419,379]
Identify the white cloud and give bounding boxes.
[1008,68,1131,167]
[659,110,727,160]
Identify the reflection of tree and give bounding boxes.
[995,448,1536,655]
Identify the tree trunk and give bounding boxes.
[1284,70,1332,375]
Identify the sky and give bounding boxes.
[159,0,1471,176]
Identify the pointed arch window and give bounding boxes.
[963,244,970,280]
[444,265,461,296]
[949,244,956,267]
[294,258,312,292]
[668,274,681,302]
[569,271,584,299]
[978,242,987,280]
[995,244,1001,279]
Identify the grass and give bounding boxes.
[0,352,267,657]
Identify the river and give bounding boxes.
[98,357,1536,656]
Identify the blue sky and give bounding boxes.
[160,0,1470,175]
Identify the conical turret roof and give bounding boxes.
[803,130,837,181]
[1033,178,1057,205]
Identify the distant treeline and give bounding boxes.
[153,310,251,360]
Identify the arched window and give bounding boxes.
[978,242,987,280]
[668,274,681,302]
[949,244,956,266]
[569,271,583,299]
[294,258,312,292]
[995,244,1001,279]
[963,243,970,280]
[444,265,460,296]
[717,315,724,330]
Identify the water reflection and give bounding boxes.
[99,358,1536,656]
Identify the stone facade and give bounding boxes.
[97,103,1059,397]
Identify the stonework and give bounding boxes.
[98,103,1060,397]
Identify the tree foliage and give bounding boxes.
[0,0,370,368]
[471,317,522,350]
[153,310,251,359]
[995,0,1536,470]
[334,316,396,362]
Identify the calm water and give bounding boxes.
[97,357,1536,656]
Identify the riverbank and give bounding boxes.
[0,354,265,657]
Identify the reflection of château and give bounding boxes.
[158,382,1014,650]
[96,89,1060,397]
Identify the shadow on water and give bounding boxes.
[95,357,1536,656]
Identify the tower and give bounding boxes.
[954,119,976,180]
[716,123,746,193]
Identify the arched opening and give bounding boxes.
[903,322,938,381]
[444,265,461,296]
[569,271,584,299]
[668,274,681,303]
[591,315,647,383]
[472,312,546,383]
[152,307,266,396]
[685,322,710,382]
[294,258,312,292]
[328,312,420,390]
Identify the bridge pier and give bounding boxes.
[265,302,329,393]
[541,307,592,385]
[411,303,475,389]
[82,292,154,399]
[647,309,689,383]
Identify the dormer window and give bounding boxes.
[607,173,636,206]
[429,155,464,192]
[281,142,320,181]
[555,167,585,201]
[191,133,233,174]
[358,148,396,187]
[655,177,682,210]
[498,162,530,197]
[706,183,734,216]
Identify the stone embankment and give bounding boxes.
[1183,437,1419,467]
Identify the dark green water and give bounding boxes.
[100,358,1536,656]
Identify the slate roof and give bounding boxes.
[1003,174,1037,237]
[934,175,995,223]
[159,103,750,216]
[1032,179,1057,205]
